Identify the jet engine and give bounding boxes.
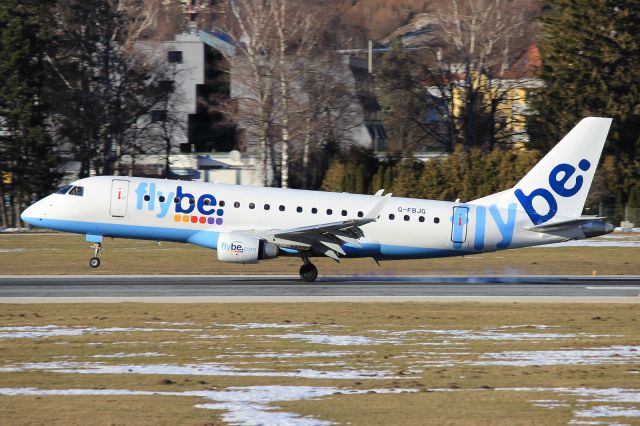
[217,233,278,264]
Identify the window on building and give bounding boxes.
[151,110,167,122]
[389,214,395,220]
[264,204,270,210]
[296,206,303,213]
[167,50,183,63]
[279,205,285,211]
[69,186,84,196]
[159,80,174,92]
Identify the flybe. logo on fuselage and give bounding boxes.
[515,159,591,225]
[134,182,225,225]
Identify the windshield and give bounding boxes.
[55,185,73,194]
[68,186,84,196]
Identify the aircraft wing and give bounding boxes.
[239,193,391,261]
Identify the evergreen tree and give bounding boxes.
[0,0,60,227]
[532,0,640,159]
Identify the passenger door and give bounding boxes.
[451,206,469,244]
[109,179,130,217]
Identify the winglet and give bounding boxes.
[365,193,391,221]
[374,189,385,196]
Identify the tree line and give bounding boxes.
[320,0,639,225]
[0,0,183,227]
[1,0,638,228]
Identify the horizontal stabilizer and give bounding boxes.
[526,216,606,232]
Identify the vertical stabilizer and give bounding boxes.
[473,117,612,226]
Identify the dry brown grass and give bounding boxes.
[0,302,639,424]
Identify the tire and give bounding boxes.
[89,257,101,268]
[299,263,318,282]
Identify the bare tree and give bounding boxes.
[221,0,330,187]
[377,0,537,151]
[50,0,185,178]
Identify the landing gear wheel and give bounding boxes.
[89,242,102,269]
[299,263,318,282]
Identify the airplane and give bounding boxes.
[21,117,614,282]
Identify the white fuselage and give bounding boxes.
[21,176,581,260]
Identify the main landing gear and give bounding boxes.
[89,242,102,268]
[299,257,318,282]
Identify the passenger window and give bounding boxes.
[159,196,166,203]
[341,210,347,216]
[389,214,395,220]
[249,203,255,209]
[189,198,195,205]
[311,208,318,214]
[174,197,180,204]
[69,186,84,196]
[144,194,150,201]
[55,185,73,194]
[264,204,270,210]
[234,201,240,208]
[419,216,425,223]
[357,211,364,218]
[297,206,303,213]
[434,217,440,224]
[219,201,226,207]
[404,215,410,221]
[279,205,285,211]
[203,199,211,206]
[326,209,333,215]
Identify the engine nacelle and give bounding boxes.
[217,233,278,264]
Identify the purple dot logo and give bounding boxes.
[207,217,215,225]
[216,218,223,225]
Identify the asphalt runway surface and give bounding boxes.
[0,275,639,302]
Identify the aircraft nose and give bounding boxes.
[20,203,39,225]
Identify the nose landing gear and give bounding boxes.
[299,257,318,282]
[89,243,102,268]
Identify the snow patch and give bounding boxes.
[214,323,309,330]
[0,325,200,340]
[91,352,167,358]
[475,346,640,366]
[575,406,640,418]
[264,333,400,346]
[0,385,418,426]
[7,361,410,380]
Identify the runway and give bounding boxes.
[0,275,638,302]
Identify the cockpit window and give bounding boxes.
[68,186,84,196]
[55,185,73,194]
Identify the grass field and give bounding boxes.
[0,233,638,275]
[0,302,639,425]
